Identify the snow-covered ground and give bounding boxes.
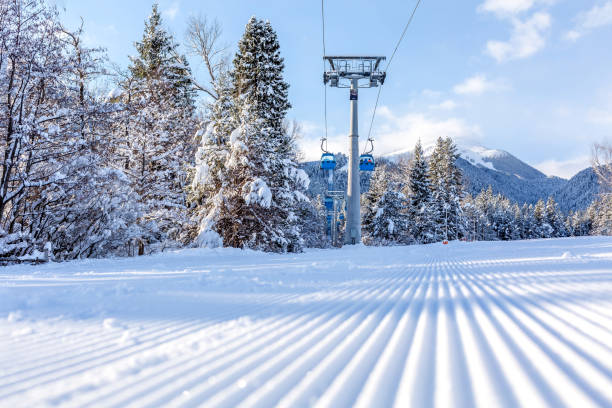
[1,237,612,408]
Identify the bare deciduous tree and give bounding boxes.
[185,15,227,100]
[592,142,612,191]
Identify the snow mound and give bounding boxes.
[197,229,223,248]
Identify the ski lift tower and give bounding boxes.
[324,56,386,244]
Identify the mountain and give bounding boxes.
[458,146,546,180]
[553,168,600,213]
[452,145,598,211]
[456,157,567,205]
[301,144,599,213]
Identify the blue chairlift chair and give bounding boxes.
[359,154,375,171]
[320,152,336,170]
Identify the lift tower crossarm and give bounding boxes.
[324,56,386,82]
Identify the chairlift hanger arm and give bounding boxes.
[363,138,374,154]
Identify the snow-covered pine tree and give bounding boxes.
[444,137,466,240]
[362,167,387,245]
[428,138,445,240]
[129,4,196,108]
[473,187,491,240]
[461,194,479,241]
[121,4,197,251]
[189,68,235,247]
[545,196,567,237]
[568,209,591,236]
[533,199,552,238]
[589,195,612,235]
[362,165,407,245]
[511,203,523,240]
[210,17,308,252]
[521,203,537,239]
[296,193,329,249]
[375,190,408,245]
[493,195,518,240]
[429,137,465,241]
[406,140,435,244]
[565,212,574,237]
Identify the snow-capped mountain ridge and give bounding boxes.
[385,143,547,181]
[303,143,598,212]
[459,145,548,181]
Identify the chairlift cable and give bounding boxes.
[365,0,422,148]
[321,0,329,151]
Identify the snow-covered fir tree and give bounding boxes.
[129,4,195,109]
[119,4,197,252]
[589,195,612,235]
[533,199,553,238]
[196,17,308,252]
[189,68,235,247]
[362,165,407,245]
[362,165,386,245]
[567,209,592,237]
[492,196,519,240]
[406,140,435,244]
[545,196,567,237]
[473,187,495,240]
[511,203,523,240]
[297,193,329,249]
[518,203,532,239]
[429,137,465,241]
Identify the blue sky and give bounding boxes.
[52,0,612,178]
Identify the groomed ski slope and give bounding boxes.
[1,237,612,408]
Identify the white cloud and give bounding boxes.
[565,1,612,41]
[588,108,612,125]
[430,99,458,110]
[485,12,551,62]
[422,89,442,99]
[298,121,345,161]
[534,155,591,178]
[453,75,507,95]
[363,107,483,155]
[564,30,581,42]
[163,1,180,21]
[298,109,483,161]
[478,0,556,17]
[479,0,538,17]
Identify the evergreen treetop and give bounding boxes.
[232,17,290,136]
[129,4,195,107]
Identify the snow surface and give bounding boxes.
[459,146,508,171]
[1,237,612,407]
